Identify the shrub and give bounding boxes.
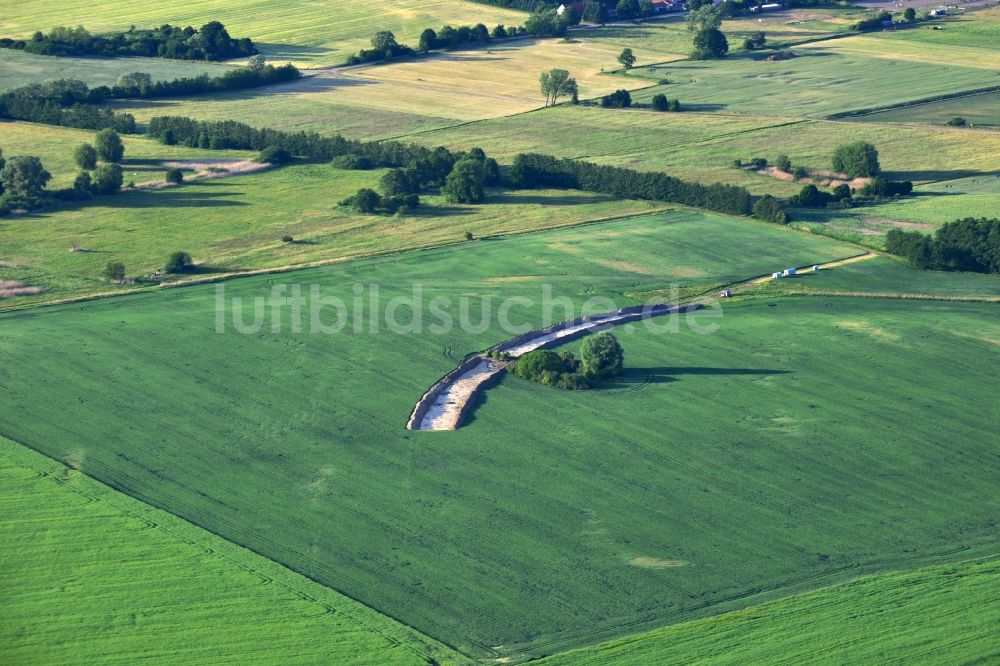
[103,261,125,280]
[281,235,294,243]
[256,146,291,164]
[667,98,680,112]
[832,183,852,200]
[465,231,474,241]
[164,251,193,273]
[351,188,381,213]
[946,117,968,127]
[651,93,668,111]
[442,159,486,203]
[74,143,98,170]
[600,89,632,108]
[330,154,372,169]
[581,332,623,379]
[859,177,912,198]
[165,168,184,184]
[775,155,791,172]
[73,171,93,195]
[793,166,809,179]
[749,157,768,170]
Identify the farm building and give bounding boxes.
[812,265,821,272]
[720,289,733,298]
[751,3,783,12]
[783,268,797,276]
[929,8,947,16]
[772,272,782,279]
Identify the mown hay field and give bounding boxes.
[1,213,997,659]
[856,91,1000,127]
[117,38,673,137]
[0,436,461,666]
[0,0,529,67]
[539,557,1000,665]
[0,159,666,306]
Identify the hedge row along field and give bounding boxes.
[1,212,997,659]
[0,436,462,666]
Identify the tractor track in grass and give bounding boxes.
[407,252,883,432]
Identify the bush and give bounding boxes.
[256,146,291,164]
[74,143,98,170]
[946,117,968,127]
[91,163,123,194]
[601,89,632,108]
[859,177,912,198]
[164,251,193,273]
[465,231,474,241]
[752,194,789,224]
[73,171,93,195]
[330,154,372,169]
[165,168,184,184]
[831,183,852,200]
[511,349,589,389]
[775,155,791,172]
[103,261,125,281]
[442,159,486,203]
[282,235,294,243]
[581,332,623,379]
[95,128,124,162]
[651,93,668,111]
[793,166,809,179]
[667,98,680,112]
[352,188,381,213]
[749,157,768,170]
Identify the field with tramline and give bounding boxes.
[3,0,1000,661]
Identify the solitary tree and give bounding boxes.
[651,93,669,111]
[95,128,125,163]
[903,7,916,21]
[540,68,578,107]
[775,155,792,172]
[418,28,437,52]
[0,155,52,203]
[618,47,636,70]
[104,262,126,281]
[74,143,98,170]
[164,251,194,273]
[692,28,729,59]
[353,188,381,213]
[581,332,624,379]
[832,141,880,178]
[165,168,184,184]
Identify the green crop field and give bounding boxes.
[1,211,998,660]
[0,436,462,666]
[539,557,1000,665]
[0,50,236,92]
[0,0,528,67]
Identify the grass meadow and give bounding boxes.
[539,557,1000,665]
[0,50,236,92]
[1,213,997,659]
[0,161,667,306]
[0,0,528,67]
[0,121,252,187]
[0,436,462,666]
[858,91,1000,127]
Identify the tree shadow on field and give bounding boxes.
[606,366,790,389]
[495,192,618,206]
[884,169,990,183]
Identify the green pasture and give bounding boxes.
[539,557,1000,665]
[626,48,1000,117]
[413,107,1000,197]
[1,212,997,659]
[0,49,235,92]
[0,159,666,306]
[857,91,1000,127]
[0,121,252,187]
[0,0,528,67]
[0,436,461,666]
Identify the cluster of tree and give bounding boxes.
[852,11,893,32]
[688,6,729,60]
[886,218,1000,273]
[417,23,526,52]
[346,31,416,65]
[68,129,127,199]
[0,22,255,60]
[787,177,913,209]
[147,115,460,173]
[524,7,580,37]
[0,150,51,213]
[341,187,421,215]
[0,80,135,133]
[106,60,300,99]
[509,153,753,215]
[601,89,632,108]
[832,141,881,178]
[752,194,790,224]
[442,148,500,203]
[540,68,579,106]
[650,94,681,112]
[510,332,624,390]
[465,0,559,12]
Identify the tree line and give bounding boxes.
[0,22,255,60]
[508,153,753,215]
[886,218,1000,274]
